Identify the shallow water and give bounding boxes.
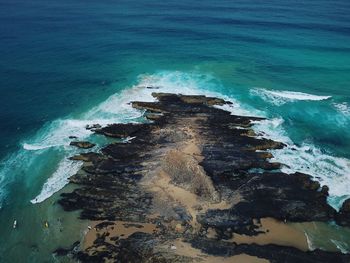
[0,0,350,261]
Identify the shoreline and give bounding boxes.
[54,93,350,262]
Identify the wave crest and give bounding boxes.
[251,88,331,105]
[30,159,82,204]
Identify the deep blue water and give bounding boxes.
[0,0,350,261]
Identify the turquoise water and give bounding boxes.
[0,0,350,261]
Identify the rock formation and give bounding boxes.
[56,93,350,262]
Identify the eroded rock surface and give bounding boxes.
[57,93,350,262]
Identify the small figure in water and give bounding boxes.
[13,220,17,229]
[44,221,49,228]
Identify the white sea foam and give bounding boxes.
[0,149,39,209]
[331,239,349,254]
[30,159,82,204]
[305,232,315,251]
[333,102,350,116]
[251,117,350,210]
[252,118,292,143]
[251,88,331,105]
[22,119,109,151]
[23,143,60,151]
[124,136,137,143]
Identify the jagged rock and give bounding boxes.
[85,124,102,130]
[336,198,350,226]
[53,241,80,257]
[95,123,149,138]
[70,141,96,149]
[69,152,103,162]
[152,92,230,106]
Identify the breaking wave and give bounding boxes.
[252,118,350,210]
[251,88,331,105]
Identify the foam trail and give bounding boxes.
[333,102,350,116]
[251,88,331,105]
[23,143,61,151]
[252,118,292,143]
[22,119,116,151]
[331,239,349,254]
[0,149,41,208]
[305,232,315,251]
[30,159,82,204]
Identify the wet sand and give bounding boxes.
[171,239,269,263]
[231,218,309,251]
[84,220,158,250]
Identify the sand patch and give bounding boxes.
[162,147,219,202]
[147,168,232,231]
[230,218,309,251]
[84,220,158,249]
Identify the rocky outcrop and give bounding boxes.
[336,198,350,227]
[70,141,96,149]
[94,123,149,138]
[57,93,350,262]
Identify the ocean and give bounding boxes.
[0,0,350,261]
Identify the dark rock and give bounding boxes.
[336,198,350,226]
[86,124,102,130]
[95,123,150,138]
[188,237,350,263]
[69,152,103,162]
[146,86,160,89]
[70,141,96,149]
[321,185,329,196]
[53,241,80,257]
